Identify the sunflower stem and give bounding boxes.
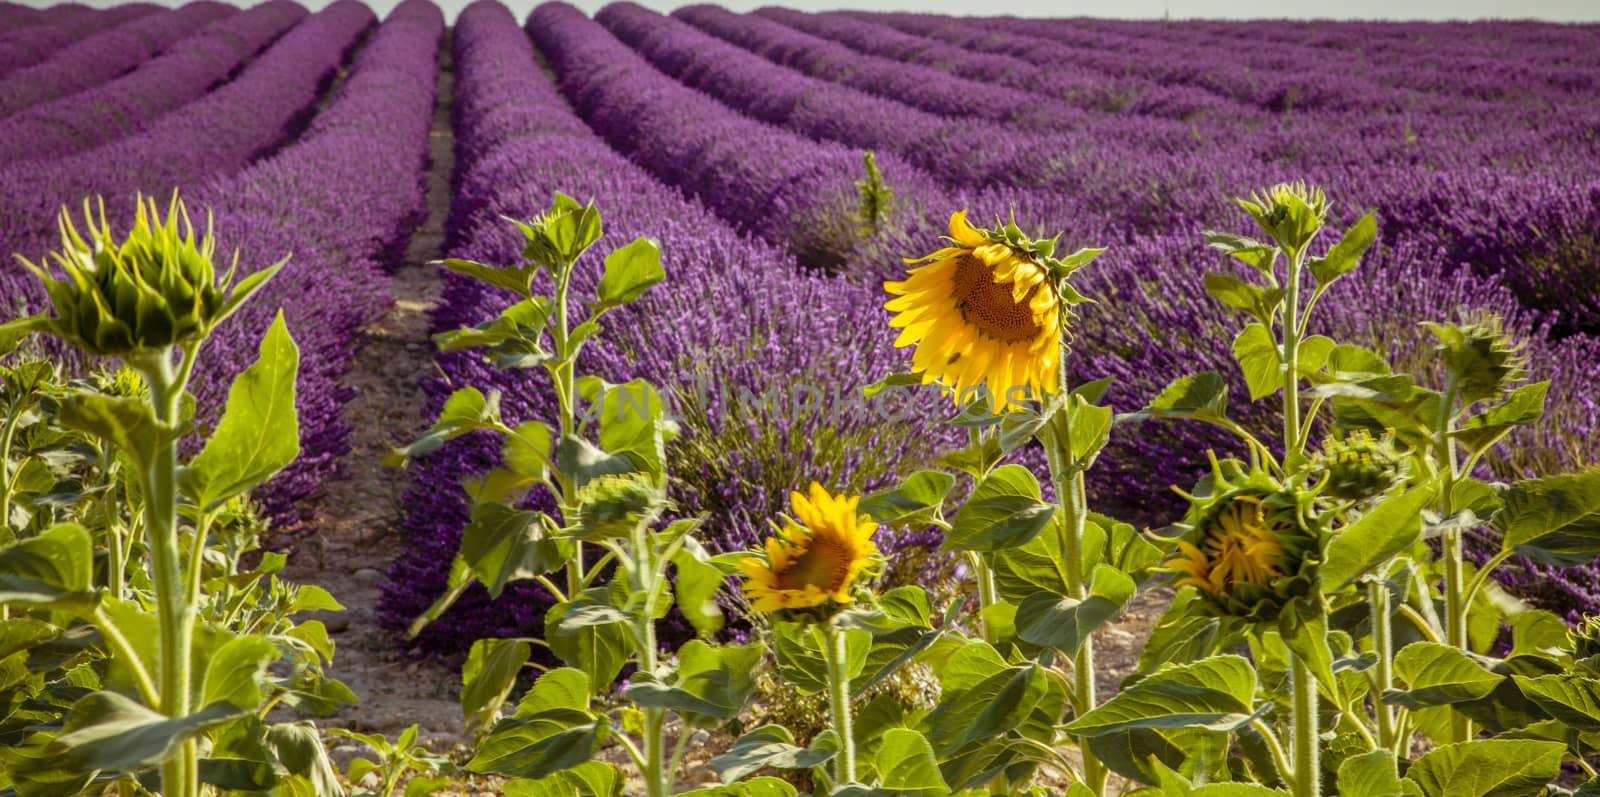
[134,350,200,797]
[1044,339,1106,796]
[551,257,585,600]
[1368,578,1398,753]
[822,624,857,784]
[1433,375,1473,744]
[1290,651,1320,797]
[1282,247,1306,472]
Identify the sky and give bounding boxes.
[45,0,1600,21]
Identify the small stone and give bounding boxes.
[308,610,351,634]
[353,567,384,585]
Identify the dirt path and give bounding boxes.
[279,34,471,756]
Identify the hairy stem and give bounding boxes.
[1291,652,1320,797]
[1368,579,1397,752]
[822,624,857,784]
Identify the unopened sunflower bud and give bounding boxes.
[14,193,276,357]
[1237,181,1330,255]
[516,192,602,269]
[93,367,147,399]
[575,472,663,538]
[1425,317,1527,406]
[1309,430,1407,503]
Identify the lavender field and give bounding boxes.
[2,0,1599,793]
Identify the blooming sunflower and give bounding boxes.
[738,483,882,615]
[1160,460,1323,624]
[884,211,1093,413]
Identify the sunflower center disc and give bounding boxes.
[952,253,1042,344]
[777,535,851,593]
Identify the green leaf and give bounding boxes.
[55,391,177,474]
[679,778,798,797]
[861,470,956,524]
[462,638,531,728]
[1015,564,1135,656]
[265,721,346,797]
[503,420,554,479]
[0,523,98,608]
[441,257,537,298]
[1337,750,1402,796]
[459,502,570,598]
[545,601,628,690]
[1511,673,1600,731]
[386,387,502,466]
[1233,323,1280,402]
[626,641,761,724]
[1203,272,1281,323]
[56,691,241,773]
[586,379,674,479]
[673,548,726,638]
[773,622,867,695]
[1451,382,1549,454]
[182,311,299,510]
[1120,371,1229,424]
[1203,230,1277,275]
[1308,212,1377,289]
[928,657,1048,755]
[513,668,591,716]
[503,761,623,797]
[944,465,1055,552]
[201,634,278,711]
[1496,467,1600,566]
[1320,485,1431,593]
[875,728,948,793]
[554,435,638,490]
[1063,655,1257,736]
[468,708,609,779]
[595,237,664,310]
[287,585,343,615]
[711,725,833,783]
[1384,642,1503,709]
[1403,739,1563,797]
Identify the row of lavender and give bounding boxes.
[188,0,441,520]
[0,1,308,163]
[0,1,369,298]
[0,3,157,76]
[517,6,1600,621]
[654,6,1600,333]
[0,0,233,116]
[380,0,957,653]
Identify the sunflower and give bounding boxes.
[1160,460,1323,624]
[1168,495,1286,599]
[738,483,882,615]
[884,211,1073,413]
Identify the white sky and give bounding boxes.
[44,0,1600,21]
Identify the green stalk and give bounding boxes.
[1433,376,1471,743]
[1281,248,1306,471]
[101,443,125,597]
[822,624,857,785]
[1368,580,1396,752]
[1043,340,1106,795]
[965,426,1000,644]
[136,350,199,797]
[0,403,23,543]
[632,522,667,797]
[1290,652,1321,797]
[550,266,584,599]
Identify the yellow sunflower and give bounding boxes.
[1167,495,1285,599]
[738,483,882,614]
[883,211,1064,412]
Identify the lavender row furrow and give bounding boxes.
[184,0,441,522]
[0,1,308,163]
[0,0,374,306]
[0,1,235,116]
[526,2,944,263]
[380,0,958,654]
[0,4,159,77]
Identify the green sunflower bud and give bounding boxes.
[1425,316,1527,406]
[1162,459,1324,624]
[1571,614,1600,661]
[515,192,603,271]
[575,472,663,539]
[10,193,282,358]
[1236,181,1330,255]
[1308,430,1408,504]
[91,367,147,399]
